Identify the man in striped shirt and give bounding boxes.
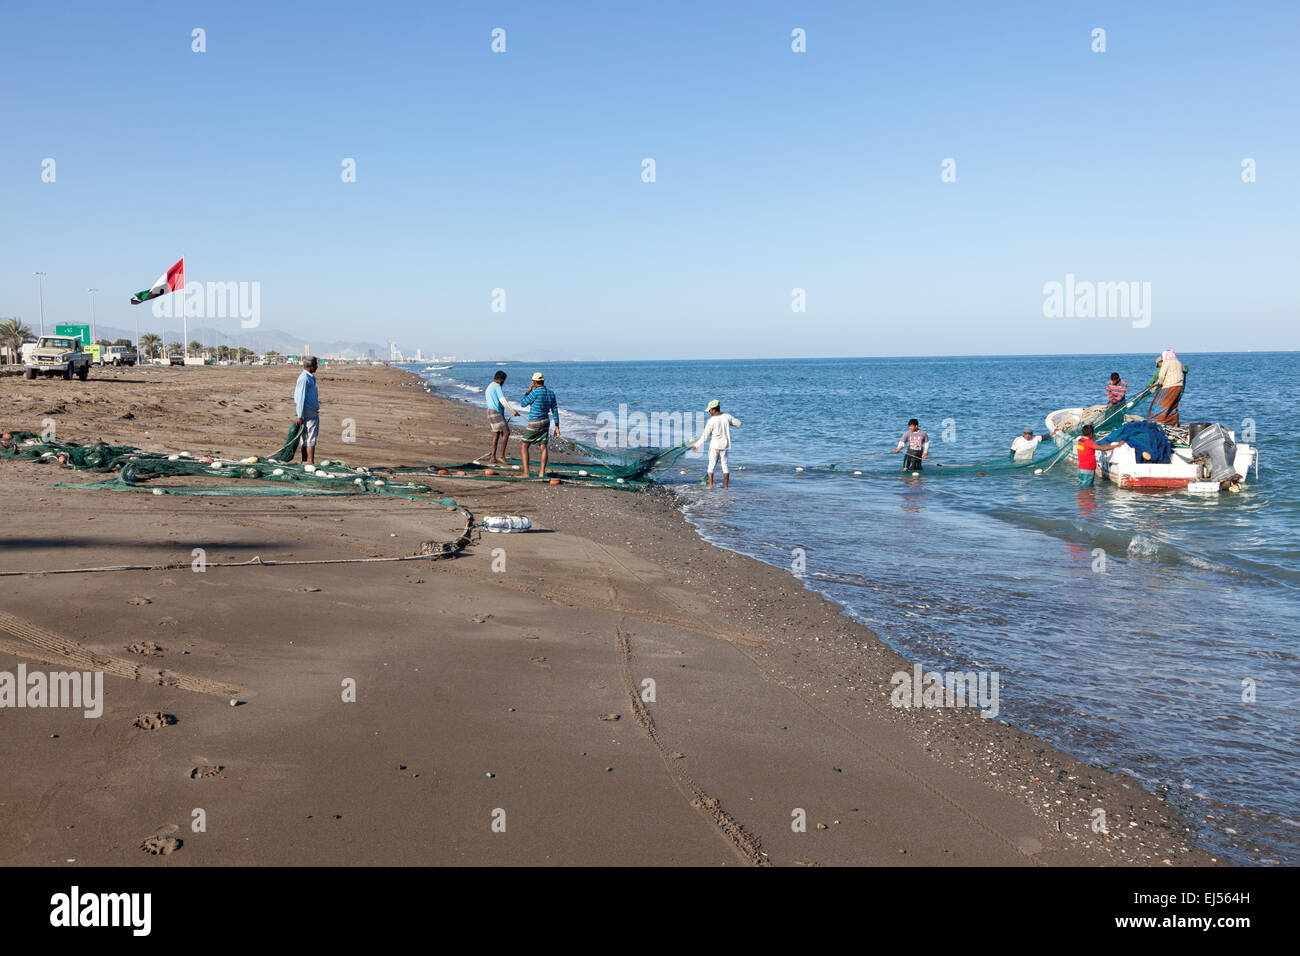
[519,372,560,478]
[1106,372,1128,405]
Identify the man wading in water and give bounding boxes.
[892,418,929,471]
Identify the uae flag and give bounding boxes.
[129,257,184,304]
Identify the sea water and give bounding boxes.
[413,353,1299,865]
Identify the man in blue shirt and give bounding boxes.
[484,370,520,465]
[293,356,320,465]
[519,372,560,478]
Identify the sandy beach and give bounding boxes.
[0,364,1220,866]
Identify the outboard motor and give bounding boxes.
[1190,423,1238,482]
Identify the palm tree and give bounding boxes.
[139,333,161,359]
[188,340,202,357]
[1,318,34,360]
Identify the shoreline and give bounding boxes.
[0,364,1220,865]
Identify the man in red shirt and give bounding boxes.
[1076,424,1122,488]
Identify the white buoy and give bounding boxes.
[912,471,920,476]
[578,470,588,476]
[272,468,284,476]
[152,488,163,496]
[304,464,316,472]
[616,478,624,483]
[1034,468,1043,475]
[167,455,178,461]
[354,478,363,485]
[795,467,804,472]
[854,470,862,475]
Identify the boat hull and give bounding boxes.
[1045,408,1256,491]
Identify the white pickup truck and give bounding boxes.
[23,336,92,380]
[97,345,138,366]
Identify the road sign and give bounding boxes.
[55,323,92,345]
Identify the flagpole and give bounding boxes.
[181,253,187,363]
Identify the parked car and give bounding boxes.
[23,336,91,381]
[97,345,138,366]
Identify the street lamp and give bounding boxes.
[87,288,99,348]
[32,272,46,336]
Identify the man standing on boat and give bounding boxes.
[1147,350,1187,424]
[893,419,929,471]
[1106,372,1128,405]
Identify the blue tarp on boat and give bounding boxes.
[1104,421,1173,464]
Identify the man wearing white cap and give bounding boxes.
[519,372,560,478]
[691,399,741,489]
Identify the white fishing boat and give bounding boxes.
[1046,406,1257,492]
[424,364,453,371]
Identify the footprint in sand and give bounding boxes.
[468,614,493,624]
[152,670,181,689]
[140,835,182,855]
[598,713,621,722]
[189,765,224,779]
[127,641,165,657]
[127,597,152,606]
[132,711,177,730]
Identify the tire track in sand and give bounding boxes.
[0,610,242,699]
[587,562,768,866]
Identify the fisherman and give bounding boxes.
[892,419,929,471]
[518,372,560,479]
[1105,372,1128,405]
[1011,425,1059,462]
[1075,424,1122,488]
[293,356,320,465]
[484,370,520,465]
[691,399,741,490]
[1147,350,1187,425]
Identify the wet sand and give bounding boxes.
[0,364,1220,865]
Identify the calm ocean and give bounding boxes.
[412,353,1299,865]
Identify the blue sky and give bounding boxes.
[2,1,1296,359]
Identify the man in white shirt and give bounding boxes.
[1010,426,1058,463]
[691,399,741,490]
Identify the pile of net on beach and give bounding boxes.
[392,437,694,490]
[0,427,473,559]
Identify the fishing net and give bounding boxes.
[392,437,693,489]
[1,428,473,557]
[823,384,1159,478]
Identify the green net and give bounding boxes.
[915,383,1159,477]
[1,428,472,557]
[391,437,693,490]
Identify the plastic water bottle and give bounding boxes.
[483,515,532,533]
